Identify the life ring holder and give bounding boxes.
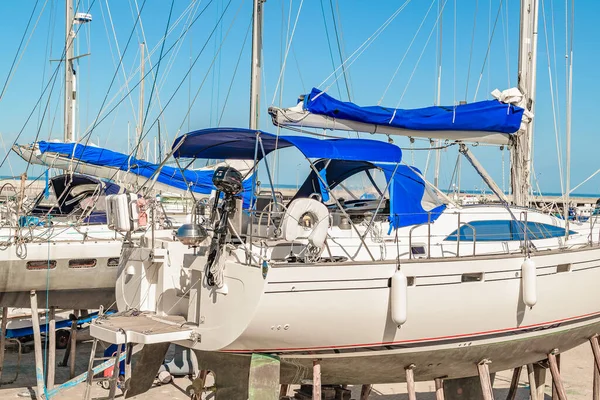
[280,197,330,249]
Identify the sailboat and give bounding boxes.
[89,0,600,398]
[0,1,215,309]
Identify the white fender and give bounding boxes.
[521,258,537,307]
[281,198,330,248]
[390,270,408,325]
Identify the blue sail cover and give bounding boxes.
[294,159,445,230]
[37,141,253,196]
[304,88,524,134]
[173,128,402,163]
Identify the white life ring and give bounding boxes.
[281,198,330,248]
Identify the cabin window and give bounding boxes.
[410,245,426,257]
[445,220,575,242]
[27,260,57,270]
[68,259,97,269]
[107,258,120,267]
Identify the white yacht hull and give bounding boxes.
[109,236,600,383]
[0,226,124,308]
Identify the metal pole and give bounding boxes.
[47,307,56,390]
[64,0,75,142]
[30,291,46,400]
[564,46,574,237]
[0,307,7,382]
[249,0,264,130]
[69,312,78,379]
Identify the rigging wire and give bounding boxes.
[69,0,149,173]
[140,0,176,135]
[75,0,217,151]
[0,0,92,171]
[0,0,42,102]
[101,0,138,134]
[464,0,478,101]
[38,0,55,129]
[315,0,412,99]
[319,0,342,99]
[270,0,304,106]
[74,0,236,193]
[472,0,504,101]
[541,0,564,195]
[501,0,511,88]
[391,0,447,110]
[378,0,436,105]
[453,0,456,118]
[218,17,252,126]
[329,0,352,101]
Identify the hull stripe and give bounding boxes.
[222,310,600,354]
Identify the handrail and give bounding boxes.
[455,220,477,257]
[408,222,428,260]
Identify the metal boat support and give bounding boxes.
[505,366,522,400]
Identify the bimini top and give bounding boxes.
[294,159,446,229]
[269,88,526,145]
[172,127,402,163]
[38,141,217,194]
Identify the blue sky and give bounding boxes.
[0,0,597,195]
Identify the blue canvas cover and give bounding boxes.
[294,159,445,230]
[172,128,402,163]
[39,141,216,194]
[304,88,524,134]
[376,164,446,230]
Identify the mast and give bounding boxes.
[511,0,540,206]
[433,0,443,188]
[137,42,145,159]
[249,0,265,130]
[64,0,75,142]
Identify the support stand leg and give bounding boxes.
[594,357,600,400]
[533,363,547,400]
[505,366,522,400]
[360,384,372,400]
[591,335,600,379]
[435,378,445,400]
[312,359,321,400]
[69,317,77,379]
[477,359,495,400]
[47,307,56,390]
[548,351,567,400]
[405,364,416,400]
[279,383,289,398]
[527,364,539,400]
[30,291,45,400]
[552,353,561,400]
[0,307,7,382]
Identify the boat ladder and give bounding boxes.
[83,337,129,400]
